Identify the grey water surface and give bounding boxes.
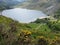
[2,8,47,23]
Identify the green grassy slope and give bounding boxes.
[0,15,60,45]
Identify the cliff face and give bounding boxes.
[14,0,60,15]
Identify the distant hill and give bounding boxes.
[0,0,20,6]
[0,0,24,10]
[14,0,60,15]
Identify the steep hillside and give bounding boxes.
[14,0,60,15]
[0,15,60,45]
[0,15,30,30]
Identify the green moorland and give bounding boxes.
[0,10,60,45]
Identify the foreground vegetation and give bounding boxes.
[0,9,60,45]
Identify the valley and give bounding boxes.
[0,0,60,45]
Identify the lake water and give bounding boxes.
[2,8,47,23]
